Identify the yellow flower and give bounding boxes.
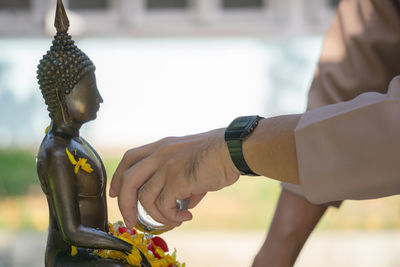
[66,147,78,165]
[118,235,134,245]
[150,259,168,267]
[133,233,144,244]
[155,247,165,258]
[108,223,114,235]
[65,148,93,174]
[108,250,126,261]
[165,254,177,265]
[126,248,142,266]
[71,246,77,256]
[93,222,183,266]
[95,249,107,258]
[76,157,94,173]
[45,125,50,134]
[120,232,133,241]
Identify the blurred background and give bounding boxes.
[0,0,399,266]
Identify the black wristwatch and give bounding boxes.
[224,115,264,176]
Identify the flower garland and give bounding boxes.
[71,221,185,267]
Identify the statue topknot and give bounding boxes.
[37,0,95,120]
[54,0,69,33]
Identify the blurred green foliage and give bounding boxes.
[0,150,399,231]
[103,156,122,180]
[0,149,38,196]
[0,149,122,196]
[0,149,121,197]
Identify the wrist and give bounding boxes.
[241,118,266,175]
[216,128,241,182]
[224,115,264,176]
[223,131,242,175]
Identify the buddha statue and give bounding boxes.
[35,1,150,266]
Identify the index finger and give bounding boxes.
[110,137,176,197]
[118,157,157,228]
[110,143,157,197]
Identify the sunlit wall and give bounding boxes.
[0,36,322,149]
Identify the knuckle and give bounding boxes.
[122,149,132,161]
[155,137,171,148]
[157,137,180,154]
[160,136,172,143]
[122,147,140,161]
[160,136,176,144]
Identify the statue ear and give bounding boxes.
[55,86,71,123]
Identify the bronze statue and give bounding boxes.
[36,1,150,266]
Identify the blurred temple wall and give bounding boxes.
[0,0,336,149]
[0,0,338,37]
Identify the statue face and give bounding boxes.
[65,70,103,123]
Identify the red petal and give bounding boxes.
[152,236,169,252]
[129,228,137,235]
[118,227,128,234]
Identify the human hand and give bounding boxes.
[109,128,241,229]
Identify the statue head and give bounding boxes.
[37,0,101,124]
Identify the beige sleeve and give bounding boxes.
[296,76,400,204]
[306,0,400,110]
[280,182,342,208]
[289,0,400,204]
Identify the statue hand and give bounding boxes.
[110,128,240,228]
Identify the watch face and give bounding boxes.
[231,120,249,129]
[226,116,262,140]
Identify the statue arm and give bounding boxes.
[47,147,132,252]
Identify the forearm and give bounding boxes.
[267,190,326,262]
[253,190,327,267]
[111,114,302,225]
[242,114,301,184]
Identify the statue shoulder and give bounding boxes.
[37,136,72,194]
[38,135,71,164]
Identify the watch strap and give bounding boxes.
[226,139,258,176]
